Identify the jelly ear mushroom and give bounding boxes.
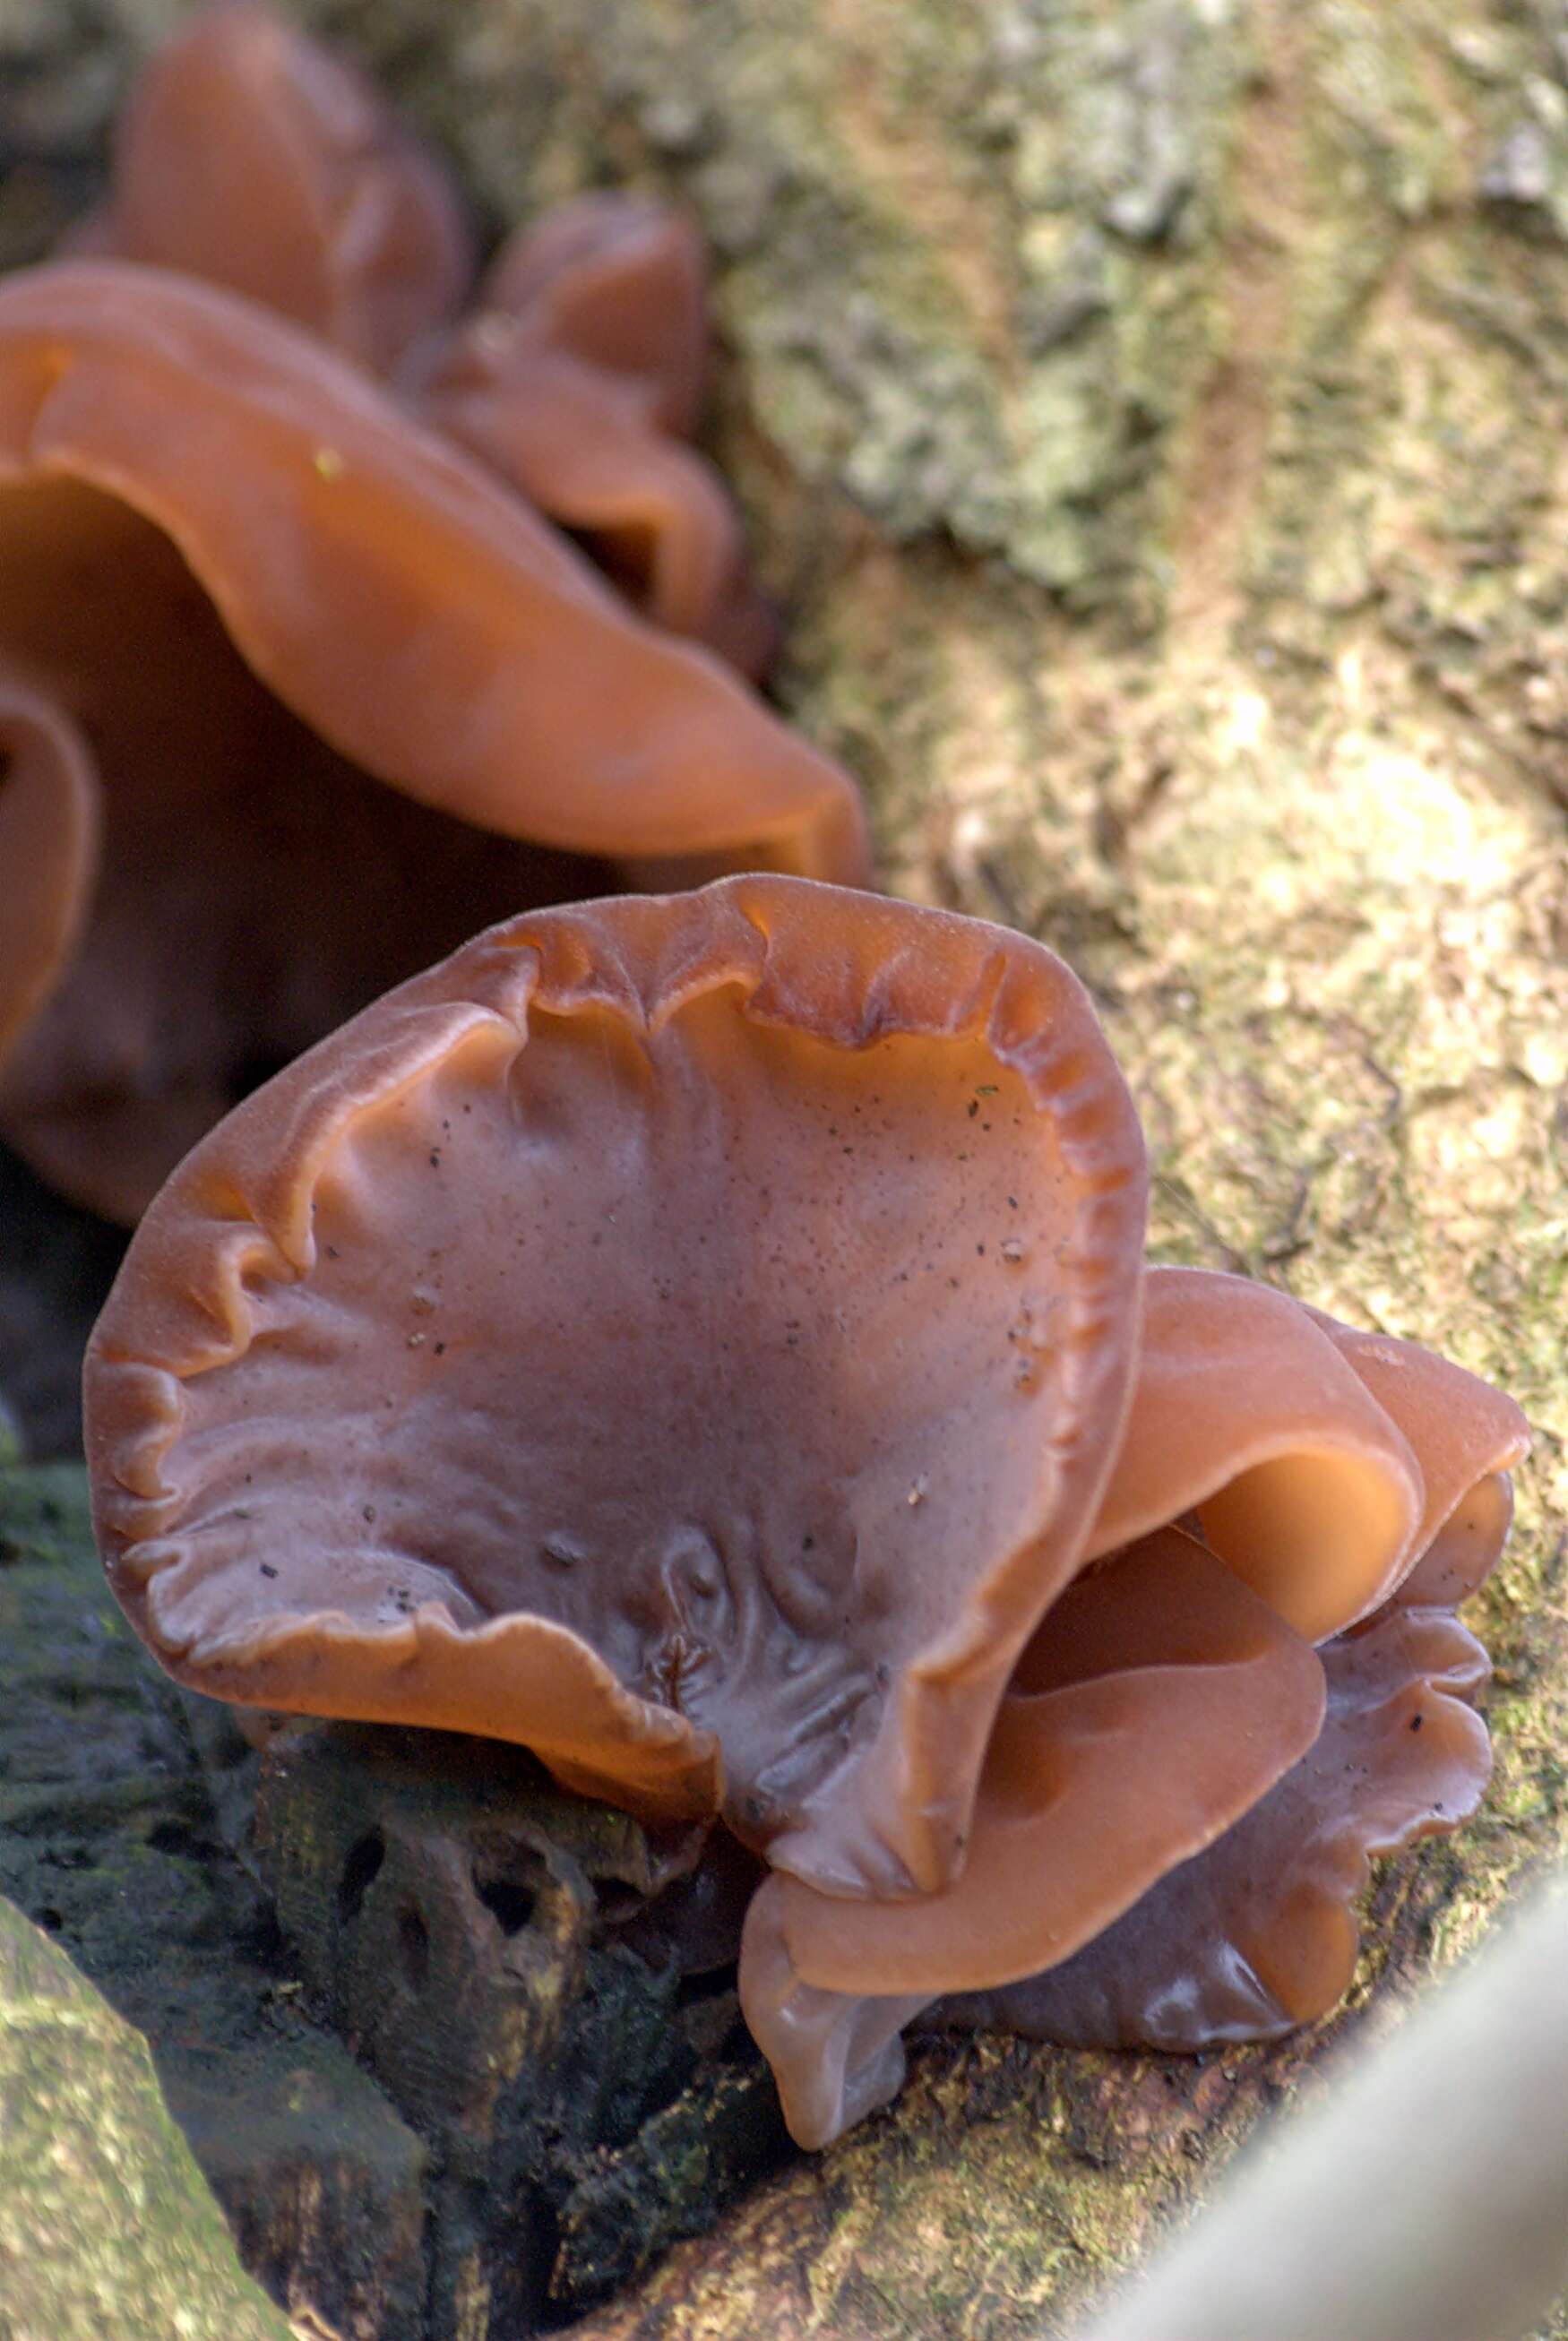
[0,263,868,1218]
[741,1527,1326,2146]
[1086,1269,1429,1641]
[935,1604,1496,2058]
[84,876,1148,1903]
[77,6,775,677]
[0,671,98,1077]
[69,1,471,374]
[1301,1308,1529,1606]
[413,194,779,676]
[926,1312,1527,2069]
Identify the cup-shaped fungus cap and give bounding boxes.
[84,877,1149,1896]
[70,1,472,374]
[1086,1268,1430,1640]
[924,1312,1529,2057]
[743,1525,1327,2144]
[0,669,98,1076]
[934,1599,1499,2056]
[738,1273,1529,2144]
[415,194,779,676]
[0,261,869,1218]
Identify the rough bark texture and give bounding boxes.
[2,0,1568,2336]
[250,1720,791,2336]
[0,1442,435,2341]
[0,1892,298,2341]
[0,1444,796,2339]
[0,1442,297,2341]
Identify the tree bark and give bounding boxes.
[2,1,1567,2335]
[0,1902,294,2341]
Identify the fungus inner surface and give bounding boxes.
[932,1598,1494,2052]
[1087,1269,1424,1640]
[93,884,1147,1895]
[0,665,99,1074]
[0,476,595,1218]
[142,1016,1059,1831]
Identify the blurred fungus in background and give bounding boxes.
[0,4,867,1229]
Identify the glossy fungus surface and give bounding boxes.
[414,194,779,676]
[85,877,1148,1893]
[932,1597,1495,2052]
[71,0,472,374]
[0,263,867,1218]
[1086,1269,1426,1640]
[79,4,778,672]
[734,1267,1528,2144]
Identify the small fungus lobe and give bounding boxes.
[411,194,780,676]
[68,0,472,375]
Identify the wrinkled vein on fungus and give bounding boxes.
[0,4,864,1223]
[82,876,1529,2148]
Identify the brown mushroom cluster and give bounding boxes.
[0,3,866,1225]
[83,876,1529,2149]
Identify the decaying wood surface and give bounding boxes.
[1,1,1566,2335]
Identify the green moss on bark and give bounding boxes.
[0,1898,294,2341]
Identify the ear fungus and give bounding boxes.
[0,264,868,1218]
[85,876,1147,1909]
